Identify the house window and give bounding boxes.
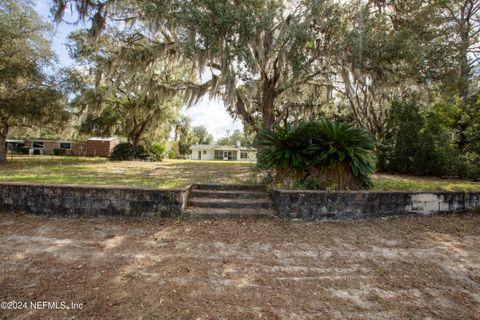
[241,152,248,159]
[203,150,207,155]
[32,141,44,149]
[59,143,71,150]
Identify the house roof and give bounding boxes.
[190,144,217,149]
[190,144,256,151]
[87,137,119,141]
[8,137,85,143]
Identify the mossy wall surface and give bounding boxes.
[0,182,191,217]
[272,190,480,220]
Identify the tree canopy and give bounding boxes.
[52,0,480,134]
[2,0,477,175]
[0,0,68,163]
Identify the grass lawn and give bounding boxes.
[0,156,256,188]
[0,155,479,190]
[373,173,480,191]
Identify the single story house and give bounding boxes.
[8,138,87,156]
[86,137,120,157]
[190,141,257,161]
[6,139,25,150]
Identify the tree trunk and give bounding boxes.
[130,117,151,157]
[262,83,276,130]
[458,50,469,150]
[131,133,141,157]
[459,34,470,105]
[0,134,6,164]
[0,117,9,164]
[235,90,257,129]
[457,24,470,150]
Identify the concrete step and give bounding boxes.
[184,207,275,219]
[194,184,266,192]
[188,197,271,209]
[191,189,268,199]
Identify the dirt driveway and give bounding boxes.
[1,213,479,319]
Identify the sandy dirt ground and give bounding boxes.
[1,213,479,319]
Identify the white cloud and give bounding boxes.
[183,96,243,140]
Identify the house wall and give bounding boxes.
[191,147,257,161]
[239,151,257,161]
[191,149,216,160]
[69,142,86,156]
[86,139,120,157]
[28,140,86,156]
[204,149,215,160]
[31,140,56,155]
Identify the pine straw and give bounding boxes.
[1,213,479,319]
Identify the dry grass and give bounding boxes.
[373,173,480,191]
[1,213,479,319]
[0,156,256,188]
[0,155,479,190]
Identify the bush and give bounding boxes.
[53,148,67,156]
[109,143,135,161]
[257,120,375,190]
[378,98,480,180]
[15,146,30,155]
[460,152,480,181]
[109,142,164,161]
[146,142,166,161]
[377,100,438,175]
[293,176,330,190]
[442,151,480,181]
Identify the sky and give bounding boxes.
[33,1,243,140]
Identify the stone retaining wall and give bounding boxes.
[272,190,480,220]
[0,182,191,217]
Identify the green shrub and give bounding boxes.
[293,176,330,190]
[444,151,480,181]
[378,98,480,180]
[109,143,135,161]
[109,142,164,161]
[146,142,165,161]
[377,100,438,175]
[15,146,30,155]
[53,148,67,156]
[460,152,480,181]
[257,120,375,190]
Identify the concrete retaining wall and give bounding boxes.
[272,190,480,220]
[2,182,479,220]
[0,182,191,217]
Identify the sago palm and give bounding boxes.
[307,120,375,189]
[256,123,311,177]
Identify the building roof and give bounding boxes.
[87,137,119,142]
[190,144,256,151]
[190,144,216,149]
[8,137,84,143]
